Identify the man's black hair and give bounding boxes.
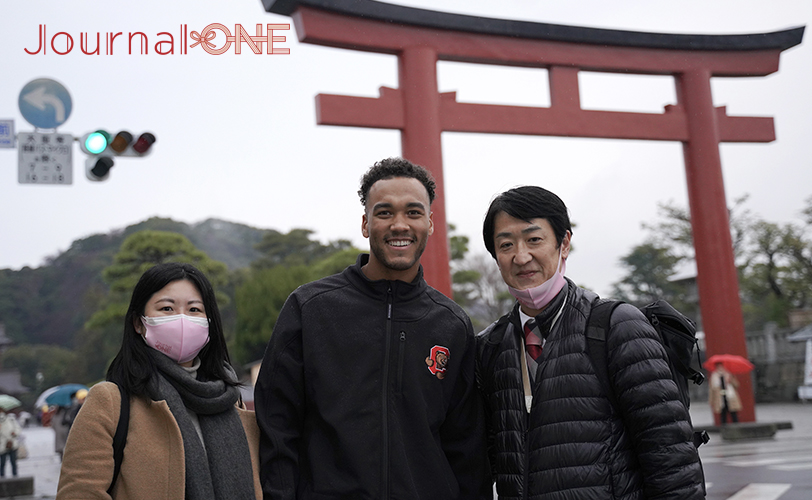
[358,157,436,207]
[483,185,572,258]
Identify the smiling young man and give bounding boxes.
[476,186,705,500]
[254,157,491,500]
[360,174,433,282]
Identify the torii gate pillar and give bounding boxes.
[263,0,804,424]
[398,46,450,293]
[678,69,749,400]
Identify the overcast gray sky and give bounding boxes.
[1,0,810,296]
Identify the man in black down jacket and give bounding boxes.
[476,186,705,499]
[254,158,492,499]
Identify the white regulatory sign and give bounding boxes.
[18,132,73,184]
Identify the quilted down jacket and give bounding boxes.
[476,279,705,500]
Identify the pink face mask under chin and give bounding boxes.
[508,249,567,311]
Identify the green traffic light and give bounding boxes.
[85,131,109,154]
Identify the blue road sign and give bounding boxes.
[18,78,72,129]
[0,119,14,148]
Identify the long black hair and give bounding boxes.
[106,262,237,397]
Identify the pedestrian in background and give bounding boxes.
[51,405,70,460]
[0,411,22,477]
[57,262,261,499]
[16,410,31,428]
[62,389,88,429]
[709,361,742,424]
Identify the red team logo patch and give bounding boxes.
[425,345,450,379]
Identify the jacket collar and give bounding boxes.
[509,278,572,338]
[344,253,427,301]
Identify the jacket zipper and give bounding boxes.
[397,331,406,393]
[381,286,393,499]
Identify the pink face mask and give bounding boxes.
[508,247,567,311]
[141,314,210,364]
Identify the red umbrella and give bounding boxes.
[703,353,754,375]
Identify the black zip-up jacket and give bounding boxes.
[476,279,705,499]
[255,254,492,499]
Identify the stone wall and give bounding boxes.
[686,324,807,405]
[746,324,807,402]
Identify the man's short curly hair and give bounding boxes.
[358,157,436,207]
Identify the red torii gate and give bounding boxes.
[264,0,804,423]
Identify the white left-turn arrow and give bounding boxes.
[23,86,66,123]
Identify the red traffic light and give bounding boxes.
[132,133,156,154]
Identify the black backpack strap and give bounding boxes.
[643,304,706,387]
[585,299,623,410]
[660,340,706,386]
[693,429,711,447]
[587,299,710,449]
[107,383,130,495]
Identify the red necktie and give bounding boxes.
[524,319,543,361]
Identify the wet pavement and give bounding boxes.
[4,426,60,499]
[3,402,811,499]
[692,402,812,500]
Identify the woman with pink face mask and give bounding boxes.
[57,263,261,500]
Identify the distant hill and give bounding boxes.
[0,217,270,347]
[116,217,270,270]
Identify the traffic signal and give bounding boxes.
[79,130,157,181]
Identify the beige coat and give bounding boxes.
[56,382,261,500]
[708,368,743,414]
[0,413,21,452]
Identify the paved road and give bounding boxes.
[8,426,61,499]
[5,402,811,499]
[693,403,812,500]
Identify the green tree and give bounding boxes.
[449,223,477,305]
[448,223,469,262]
[611,243,683,306]
[232,265,313,364]
[308,248,361,278]
[78,230,229,381]
[622,196,812,329]
[780,223,812,306]
[100,230,229,297]
[452,253,514,331]
[0,216,271,352]
[232,235,359,365]
[2,344,81,406]
[641,195,753,262]
[737,220,812,326]
[253,229,352,269]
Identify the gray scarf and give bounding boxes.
[146,350,254,500]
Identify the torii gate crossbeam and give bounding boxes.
[263,0,804,424]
